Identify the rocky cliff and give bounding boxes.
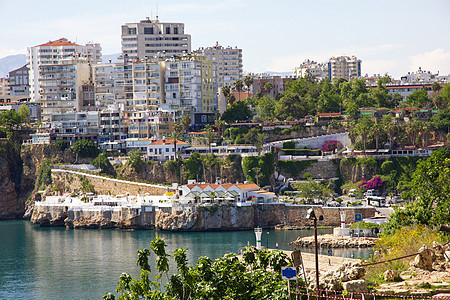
[0,141,28,219]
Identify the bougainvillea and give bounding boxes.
[320,140,342,152]
[359,175,384,190]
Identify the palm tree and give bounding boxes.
[214,119,226,135]
[234,80,244,102]
[204,124,214,154]
[252,167,261,186]
[381,115,395,148]
[355,116,374,155]
[244,75,253,93]
[406,120,421,149]
[255,132,266,155]
[264,82,273,96]
[373,120,383,150]
[181,114,191,133]
[171,121,183,161]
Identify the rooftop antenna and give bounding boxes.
[156,4,159,21]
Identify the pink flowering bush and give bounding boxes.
[359,176,384,190]
[320,140,342,152]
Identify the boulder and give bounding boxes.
[410,246,434,270]
[383,269,400,282]
[342,279,368,293]
[336,262,365,282]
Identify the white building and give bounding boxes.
[121,18,191,60]
[179,183,275,204]
[164,55,216,114]
[146,138,189,161]
[38,57,92,120]
[292,60,328,80]
[27,38,101,103]
[93,56,133,110]
[193,43,243,88]
[328,56,361,81]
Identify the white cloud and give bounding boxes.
[409,48,450,75]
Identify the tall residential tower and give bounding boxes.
[121,18,191,60]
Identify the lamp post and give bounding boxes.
[306,208,319,295]
[266,231,269,249]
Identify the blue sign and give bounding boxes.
[355,213,362,222]
[281,267,297,280]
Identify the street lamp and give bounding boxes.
[266,231,269,249]
[306,208,320,293]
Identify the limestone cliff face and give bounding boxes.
[0,141,26,219]
[0,155,23,219]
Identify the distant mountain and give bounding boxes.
[0,54,27,78]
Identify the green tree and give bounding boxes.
[221,101,252,122]
[105,237,293,300]
[256,95,276,120]
[171,121,183,161]
[128,149,143,173]
[0,110,22,128]
[36,158,52,190]
[18,104,31,123]
[92,153,116,176]
[382,150,450,235]
[181,114,191,133]
[243,75,253,92]
[54,140,69,152]
[204,124,214,154]
[264,82,273,95]
[234,80,244,102]
[406,89,430,108]
[183,152,203,181]
[72,139,99,159]
[355,116,374,154]
[295,178,333,204]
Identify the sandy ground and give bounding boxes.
[282,250,360,273]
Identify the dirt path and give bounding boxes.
[282,250,360,273]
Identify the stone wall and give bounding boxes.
[51,169,170,196]
[31,203,375,231]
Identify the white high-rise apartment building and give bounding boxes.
[194,43,242,88]
[27,38,101,103]
[121,18,191,60]
[94,56,133,110]
[164,55,216,115]
[38,57,91,120]
[292,60,328,80]
[328,56,361,81]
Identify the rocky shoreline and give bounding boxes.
[291,234,377,248]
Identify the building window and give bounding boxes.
[166,27,170,34]
[174,27,178,34]
[144,27,153,34]
[127,27,137,35]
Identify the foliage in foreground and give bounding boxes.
[104,237,294,300]
[364,225,444,283]
[382,150,450,236]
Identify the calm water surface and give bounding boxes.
[0,221,372,299]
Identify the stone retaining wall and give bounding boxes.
[51,169,170,196]
[31,202,375,231]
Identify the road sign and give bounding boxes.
[355,213,362,222]
[281,267,297,280]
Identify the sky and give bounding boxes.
[1,0,449,78]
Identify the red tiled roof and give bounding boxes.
[185,182,260,191]
[148,139,188,146]
[235,183,259,190]
[37,38,80,47]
